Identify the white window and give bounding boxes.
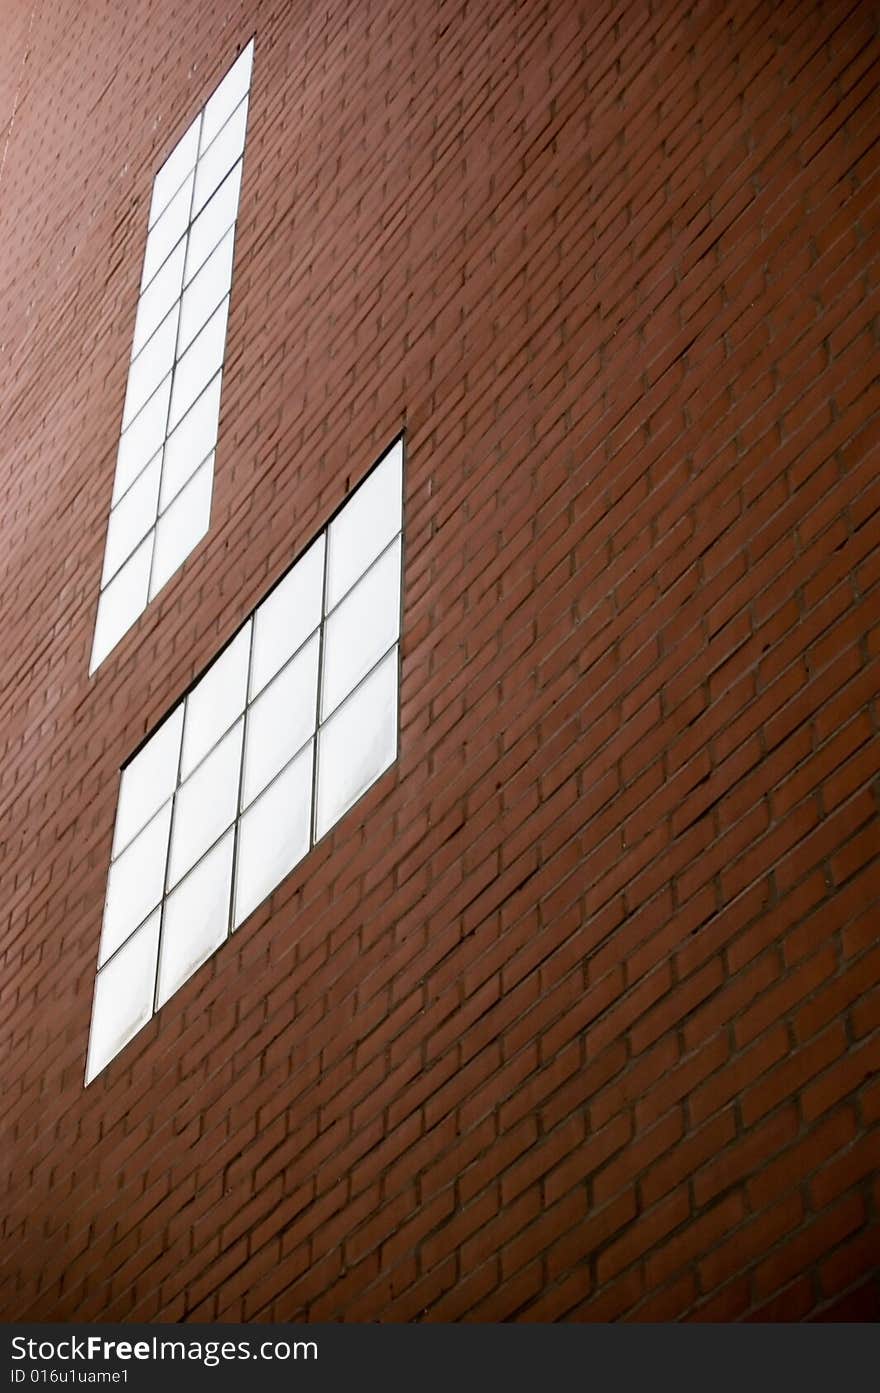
[85,438,404,1083]
[89,41,255,673]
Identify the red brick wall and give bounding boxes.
[1,0,878,1321]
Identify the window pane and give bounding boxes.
[234,741,312,929]
[168,296,229,430]
[192,99,248,217]
[242,632,319,808]
[149,454,212,599]
[321,538,401,719]
[141,172,193,290]
[250,535,324,698]
[201,41,253,151]
[113,706,183,857]
[122,303,180,431]
[160,372,222,510]
[178,228,235,355]
[167,719,243,887]
[90,535,152,672]
[86,910,160,1084]
[132,239,185,357]
[101,452,161,586]
[315,649,398,841]
[157,829,234,1008]
[149,116,199,228]
[184,161,242,285]
[113,374,171,504]
[180,622,251,778]
[100,801,172,964]
[326,439,403,608]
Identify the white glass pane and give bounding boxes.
[326,440,403,608]
[192,99,248,217]
[102,452,161,586]
[149,116,199,228]
[180,622,251,778]
[178,228,234,354]
[132,239,186,357]
[160,373,222,510]
[113,706,183,857]
[250,536,324,698]
[141,172,193,290]
[201,41,253,151]
[235,741,312,928]
[321,538,401,719]
[149,454,212,599]
[86,910,160,1084]
[113,374,171,504]
[315,648,398,841]
[242,633,319,808]
[157,829,234,1008]
[90,534,152,672]
[99,801,172,964]
[184,160,242,284]
[168,296,229,430]
[167,719,243,888]
[122,303,179,430]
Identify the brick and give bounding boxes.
[753,1194,866,1300]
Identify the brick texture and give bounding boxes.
[1,0,878,1322]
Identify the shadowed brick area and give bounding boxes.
[0,0,878,1321]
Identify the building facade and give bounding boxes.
[1,0,878,1320]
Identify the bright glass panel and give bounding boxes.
[100,801,172,965]
[159,373,222,509]
[132,239,186,356]
[192,100,248,217]
[140,173,193,290]
[180,623,251,778]
[250,536,324,698]
[101,453,162,586]
[201,42,254,151]
[167,719,243,888]
[321,539,401,719]
[168,296,229,430]
[157,829,234,1007]
[149,116,199,228]
[121,303,179,430]
[326,439,403,608]
[113,706,183,857]
[184,161,242,284]
[177,228,235,354]
[242,632,319,808]
[86,911,161,1084]
[149,455,212,599]
[315,649,398,841]
[235,741,312,928]
[112,375,171,505]
[90,535,152,672]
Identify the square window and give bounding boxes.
[88,435,404,1080]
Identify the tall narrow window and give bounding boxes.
[85,437,405,1083]
[89,40,254,673]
